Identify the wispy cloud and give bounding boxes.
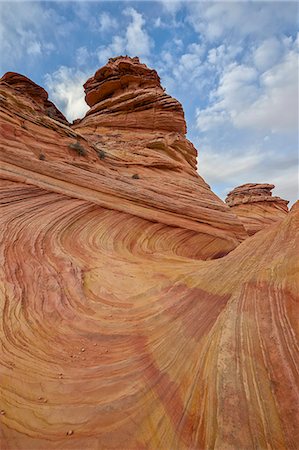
[99,12,118,33]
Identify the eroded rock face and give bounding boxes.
[0,61,248,261]
[0,58,298,450]
[225,183,289,235]
[1,72,69,125]
[83,56,186,133]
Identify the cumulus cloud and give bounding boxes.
[0,2,67,70]
[0,3,42,67]
[45,67,89,122]
[124,8,152,56]
[97,36,126,64]
[97,8,152,65]
[187,2,298,42]
[199,147,263,184]
[196,40,298,134]
[236,49,298,132]
[253,37,283,72]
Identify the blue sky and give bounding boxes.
[1,1,298,204]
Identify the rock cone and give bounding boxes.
[83,56,186,133]
[226,182,289,235]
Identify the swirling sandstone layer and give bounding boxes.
[226,183,289,235]
[0,60,247,260]
[0,59,298,450]
[0,180,298,450]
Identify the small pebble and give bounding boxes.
[0,410,5,415]
[93,343,97,346]
[81,348,85,352]
[66,430,74,436]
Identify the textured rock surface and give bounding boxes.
[226,183,289,235]
[0,59,298,450]
[1,72,69,125]
[0,61,247,261]
[83,56,186,133]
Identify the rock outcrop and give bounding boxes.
[1,72,69,125]
[83,56,186,133]
[0,58,298,450]
[225,182,289,235]
[0,58,248,261]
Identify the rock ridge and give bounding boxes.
[0,72,69,125]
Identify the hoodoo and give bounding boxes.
[83,56,186,133]
[0,57,298,450]
[225,182,289,235]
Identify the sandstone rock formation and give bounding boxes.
[0,58,248,261]
[83,56,186,133]
[0,57,298,450]
[226,182,289,235]
[1,72,69,125]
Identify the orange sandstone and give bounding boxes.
[0,57,298,450]
[226,182,289,235]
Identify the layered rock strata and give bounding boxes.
[226,182,289,235]
[0,57,298,450]
[0,59,247,260]
[0,179,298,450]
[83,56,186,133]
[1,72,69,125]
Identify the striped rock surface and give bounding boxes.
[0,59,298,449]
[225,183,289,236]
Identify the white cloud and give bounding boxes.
[154,17,162,28]
[171,42,206,86]
[196,40,298,134]
[96,8,152,65]
[196,106,227,132]
[196,63,259,131]
[97,36,126,65]
[0,2,65,69]
[99,12,118,33]
[235,49,298,132]
[45,66,89,122]
[187,2,298,42]
[253,37,283,72]
[199,146,298,205]
[199,147,263,183]
[124,7,152,57]
[207,44,242,70]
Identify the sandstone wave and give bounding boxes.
[0,57,298,450]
